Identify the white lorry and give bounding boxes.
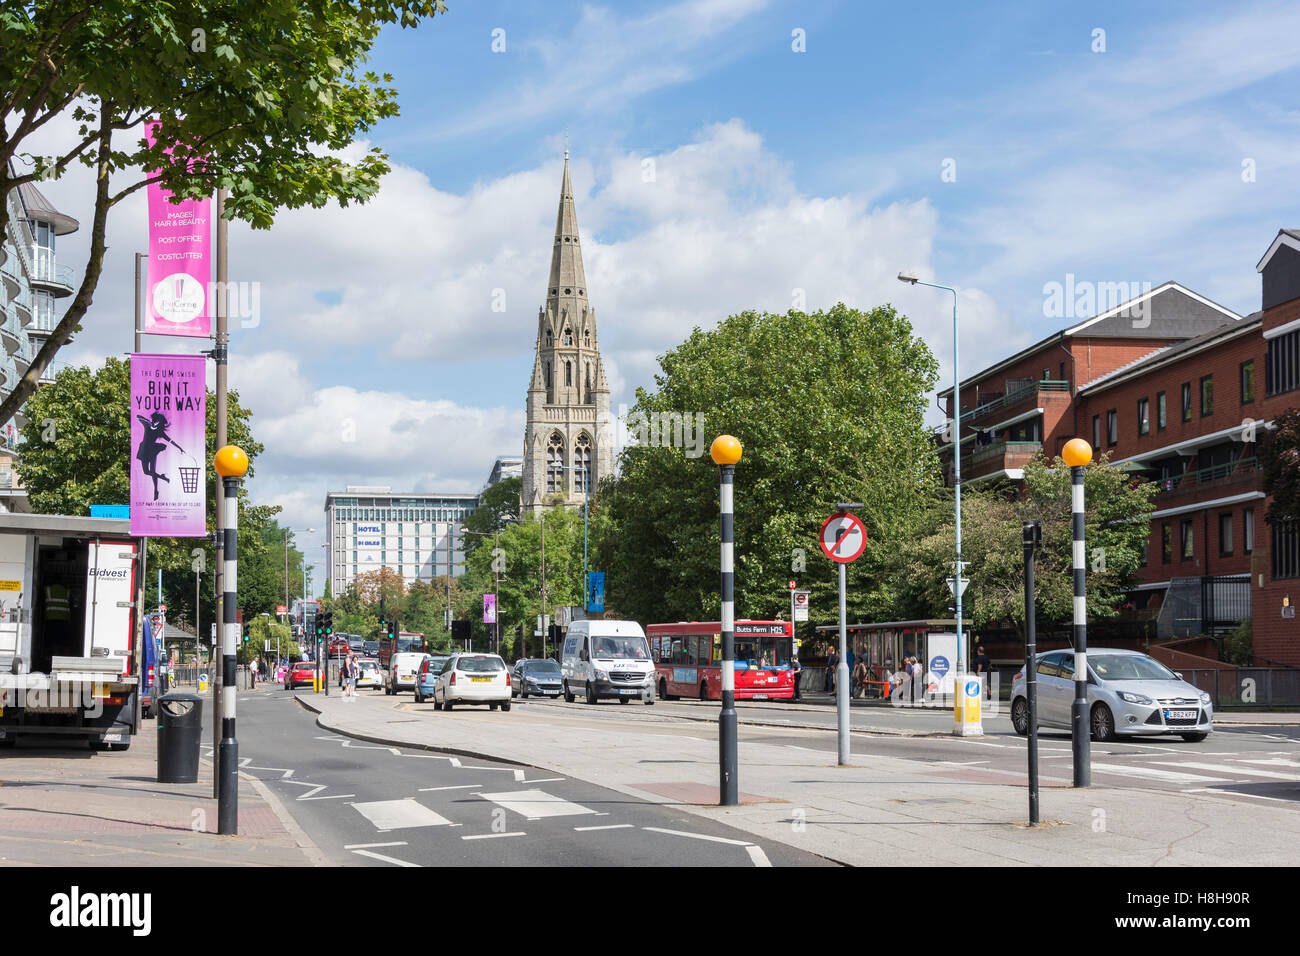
[0,513,143,751]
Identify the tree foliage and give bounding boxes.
[1258,407,1300,523]
[590,304,942,632]
[14,356,292,633]
[885,453,1157,636]
[0,0,449,421]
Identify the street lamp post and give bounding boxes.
[898,271,967,672]
[710,434,743,807]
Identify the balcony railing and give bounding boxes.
[29,251,73,293]
[1155,457,1258,496]
[935,379,1070,436]
[965,439,1043,468]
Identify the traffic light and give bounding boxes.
[451,620,470,647]
[378,617,386,637]
[320,610,333,637]
[387,618,397,640]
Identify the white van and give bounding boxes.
[561,620,655,705]
[386,651,426,695]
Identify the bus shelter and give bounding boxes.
[813,619,970,701]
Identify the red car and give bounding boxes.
[284,661,319,689]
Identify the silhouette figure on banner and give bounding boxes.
[136,412,186,501]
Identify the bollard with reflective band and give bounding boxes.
[954,674,983,736]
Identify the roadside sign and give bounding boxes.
[946,577,970,598]
[791,589,810,622]
[819,512,867,563]
[276,604,287,615]
[788,580,797,590]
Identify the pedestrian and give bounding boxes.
[974,644,993,700]
[791,655,804,701]
[852,655,869,699]
[344,651,359,699]
[825,647,838,694]
[249,657,258,687]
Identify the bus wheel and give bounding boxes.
[699,681,708,701]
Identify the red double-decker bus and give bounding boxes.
[646,620,795,701]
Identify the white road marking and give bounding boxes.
[344,841,408,849]
[418,785,480,792]
[745,845,772,867]
[1241,757,1300,769]
[353,799,451,830]
[1185,788,1292,803]
[462,832,526,840]
[521,776,566,784]
[478,789,597,819]
[574,824,635,832]
[296,784,357,801]
[1090,762,1231,784]
[351,848,421,866]
[513,769,525,781]
[931,760,989,767]
[642,827,751,847]
[1160,761,1300,780]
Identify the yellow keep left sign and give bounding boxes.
[0,580,20,591]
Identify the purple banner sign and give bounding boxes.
[145,123,212,338]
[130,353,207,537]
[483,593,497,625]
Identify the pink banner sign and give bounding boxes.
[145,124,211,337]
[483,594,497,625]
[130,353,207,537]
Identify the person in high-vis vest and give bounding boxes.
[45,583,72,621]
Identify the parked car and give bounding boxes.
[284,661,319,690]
[356,658,383,690]
[414,655,450,703]
[512,658,563,698]
[433,653,511,711]
[1010,648,1213,742]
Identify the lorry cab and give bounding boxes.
[0,514,142,751]
[561,620,655,705]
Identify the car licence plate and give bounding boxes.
[1165,709,1197,720]
[102,733,123,742]
[472,677,491,683]
[619,688,637,695]
[752,694,768,700]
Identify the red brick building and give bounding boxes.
[935,230,1300,666]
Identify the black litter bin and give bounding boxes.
[156,693,203,783]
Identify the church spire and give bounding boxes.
[547,152,587,315]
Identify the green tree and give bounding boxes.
[887,453,1156,636]
[591,304,941,630]
[0,0,449,423]
[16,357,277,634]
[1258,407,1300,523]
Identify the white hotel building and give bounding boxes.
[324,486,479,591]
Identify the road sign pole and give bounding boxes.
[1062,438,1094,789]
[837,560,849,765]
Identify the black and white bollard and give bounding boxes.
[1062,438,1092,788]
[215,445,249,834]
[710,435,742,807]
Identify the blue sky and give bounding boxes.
[30,0,1300,587]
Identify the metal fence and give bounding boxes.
[1156,575,1250,639]
[1178,667,1300,708]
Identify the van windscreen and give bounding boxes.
[591,636,649,660]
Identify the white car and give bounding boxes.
[356,658,383,690]
[433,653,512,712]
[386,651,426,695]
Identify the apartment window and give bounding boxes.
[1200,374,1214,416]
[1161,523,1171,563]
[1239,360,1255,404]
[1042,368,1050,380]
[1137,397,1150,436]
[1273,520,1300,579]
[1244,508,1255,554]
[1140,539,1148,567]
[1092,414,1101,450]
[1180,519,1194,560]
[1181,383,1192,421]
[1157,391,1166,430]
[1106,410,1118,446]
[1059,361,1066,382]
[1266,329,1300,397]
[1219,513,1234,556]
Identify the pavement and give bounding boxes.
[0,686,325,867]
[302,689,1300,866]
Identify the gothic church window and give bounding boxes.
[547,434,565,494]
[575,434,592,492]
[565,361,572,386]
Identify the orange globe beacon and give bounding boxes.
[1062,438,1093,468]
[710,435,743,466]
[214,444,249,478]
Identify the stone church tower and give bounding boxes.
[521,153,616,513]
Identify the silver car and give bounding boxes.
[1010,648,1213,742]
